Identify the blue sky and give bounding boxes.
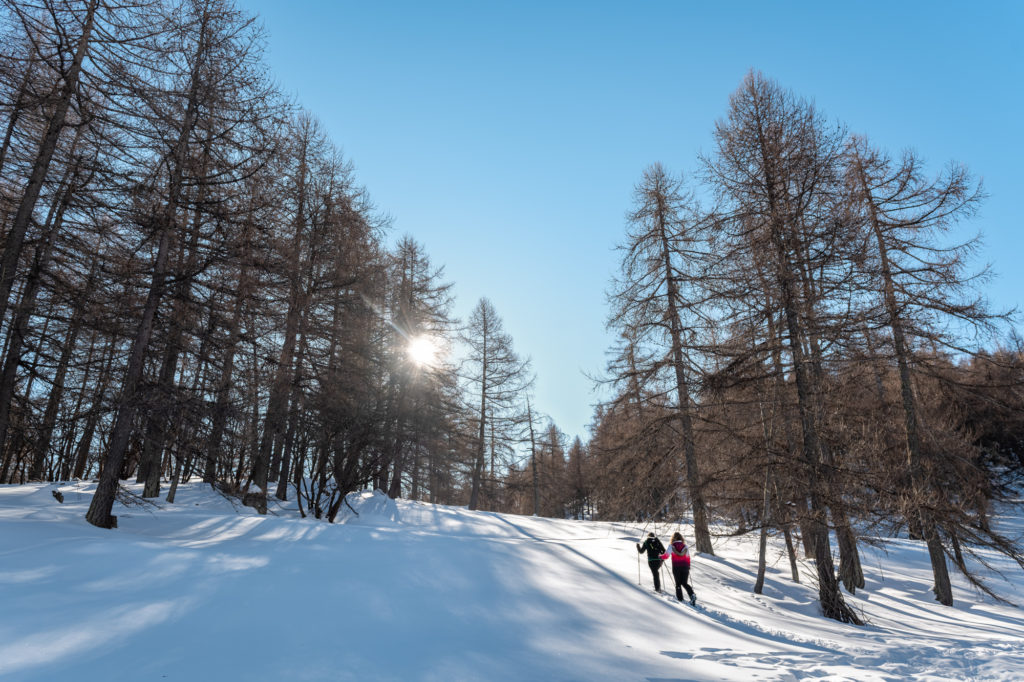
[237,0,1023,444]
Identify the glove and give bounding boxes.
[636,543,641,550]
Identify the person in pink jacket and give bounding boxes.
[660,531,697,605]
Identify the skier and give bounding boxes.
[636,532,666,591]
[660,531,697,606]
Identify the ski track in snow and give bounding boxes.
[0,482,1022,681]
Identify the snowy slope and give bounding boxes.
[0,482,1021,681]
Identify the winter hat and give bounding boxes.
[647,532,655,537]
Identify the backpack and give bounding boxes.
[644,536,664,559]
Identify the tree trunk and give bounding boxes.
[782,527,800,583]
[204,249,250,483]
[468,333,487,511]
[754,468,770,594]
[72,332,117,480]
[86,222,174,528]
[275,389,301,501]
[136,343,178,495]
[166,449,188,504]
[527,397,539,516]
[751,108,860,620]
[856,157,952,606]
[35,262,95,480]
[794,247,866,595]
[779,275,857,621]
[834,504,865,593]
[656,211,713,555]
[251,137,309,509]
[138,135,211,497]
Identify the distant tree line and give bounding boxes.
[590,72,1024,622]
[0,0,574,525]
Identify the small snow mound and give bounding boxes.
[337,490,400,525]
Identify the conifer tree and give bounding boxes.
[461,298,530,511]
[608,163,714,554]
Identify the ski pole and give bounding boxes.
[630,540,638,585]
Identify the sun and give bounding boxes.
[407,335,439,367]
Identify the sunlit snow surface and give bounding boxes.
[0,481,1021,681]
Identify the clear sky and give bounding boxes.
[236,0,1023,444]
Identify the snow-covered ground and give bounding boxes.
[1,482,1021,681]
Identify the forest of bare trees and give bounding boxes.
[0,0,585,525]
[592,71,1024,621]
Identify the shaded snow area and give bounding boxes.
[1,483,1022,681]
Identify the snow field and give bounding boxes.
[0,481,1021,681]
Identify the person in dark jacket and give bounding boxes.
[636,532,665,592]
[660,531,697,605]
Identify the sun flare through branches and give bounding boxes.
[407,335,440,367]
